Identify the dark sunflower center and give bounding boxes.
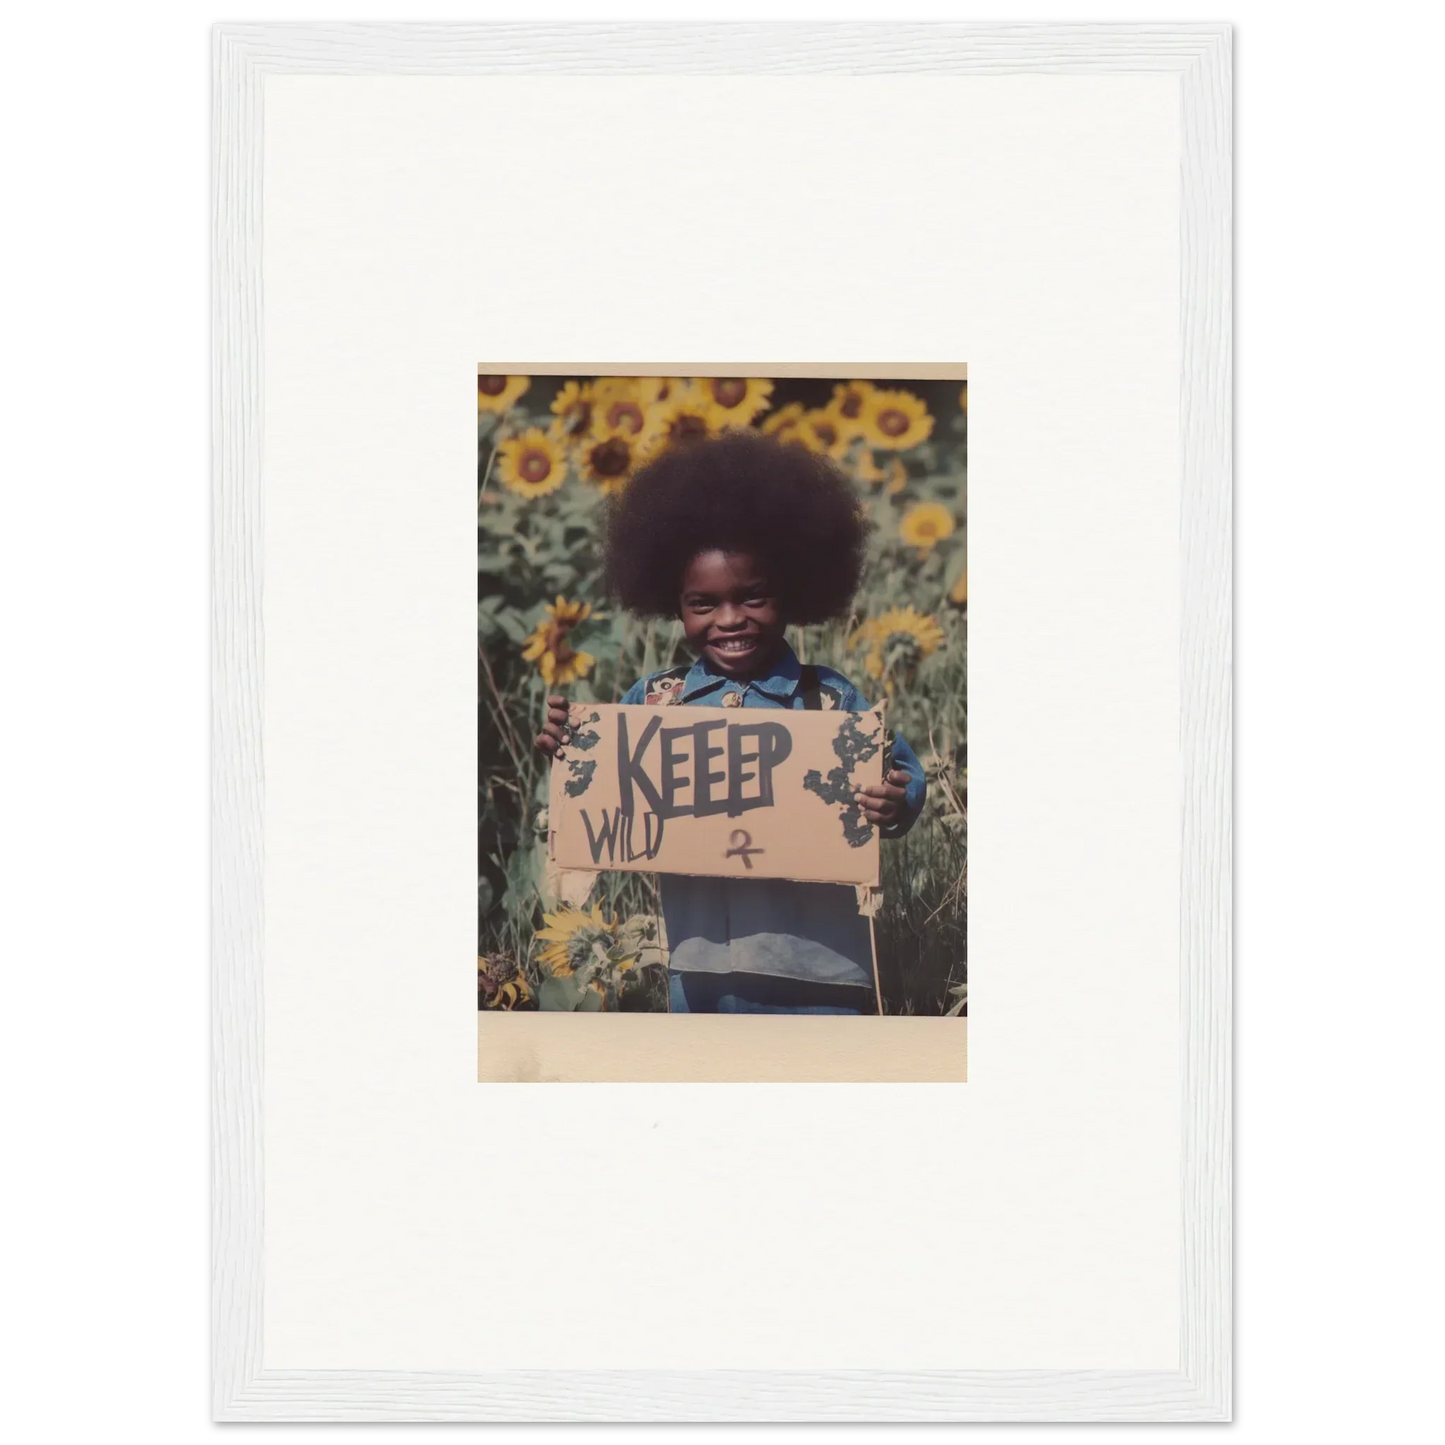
[840,390,863,418]
[591,438,631,476]
[884,633,923,663]
[878,408,908,437]
[567,926,608,967]
[564,402,592,434]
[520,450,551,483]
[815,420,838,446]
[672,413,708,441]
[605,401,644,433]
[713,378,748,408]
[478,375,508,396]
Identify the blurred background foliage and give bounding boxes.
[478,374,966,1016]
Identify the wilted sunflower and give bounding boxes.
[760,400,805,441]
[795,407,850,459]
[696,376,774,428]
[898,501,957,556]
[477,374,531,413]
[828,380,878,435]
[577,426,642,495]
[535,903,639,978]
[496,428,568,499]
[851,605,947,685]
[478,954,533,1010]
[861,388,934,449]
[645,386,718,455]
[549,379,595,439]
[521,596,596,686]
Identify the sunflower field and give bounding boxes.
[478,374,967,1016]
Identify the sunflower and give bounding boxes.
[949,568,968,607]
[520,596,596,686]
[850,605,947,685]
[477,374,530,413]
[549,379,595,439]
[577,426,642,495]
[496,428,568,499]
[860,388,934,449]
[589,377,657,438]
[898,501,957,556]
[760,400,805,441]
[644,386,719,455]
[696,376,774,428]
[795,407,851,459]
[631,376,682,417]
[535,903,639,978]
[478,954,533,1011]
[854,449,908,494]
[828,380,878,434]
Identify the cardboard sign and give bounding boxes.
[548,702,885,887]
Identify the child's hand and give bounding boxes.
[855,769,910,828]
[534,695,570,757]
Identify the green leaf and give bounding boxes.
[496,611,530,644]
[538,973,588,1012]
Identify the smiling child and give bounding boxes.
[534,430,926,1014]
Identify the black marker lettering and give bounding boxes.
[691,720,730,818]
[659,726,693,817]
[616,713,663,817]
[581,808,624,864]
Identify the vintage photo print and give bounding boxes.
[478,372,966,1019]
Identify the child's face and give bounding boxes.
[679,550,784,678]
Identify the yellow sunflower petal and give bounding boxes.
[578,425,643,494]
[795,408,851,459]
[477,374,531,413]
[828,380,878,431]
[642,388,719,457]
[496,428,568,499]
[898,501,957,553]
[760,401,805,440]
[860,388,933,450]
[696,376,774,428]
[549,379,595,438]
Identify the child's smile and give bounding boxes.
[679,550,784,679]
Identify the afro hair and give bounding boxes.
[602,430,870,625]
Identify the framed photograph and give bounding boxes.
[214,22,1230,1421]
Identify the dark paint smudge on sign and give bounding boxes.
[563,758,597,797]
[802,713,882,848]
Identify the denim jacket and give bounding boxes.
[619,643,926,989]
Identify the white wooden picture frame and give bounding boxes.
[206,14,1242,1433]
